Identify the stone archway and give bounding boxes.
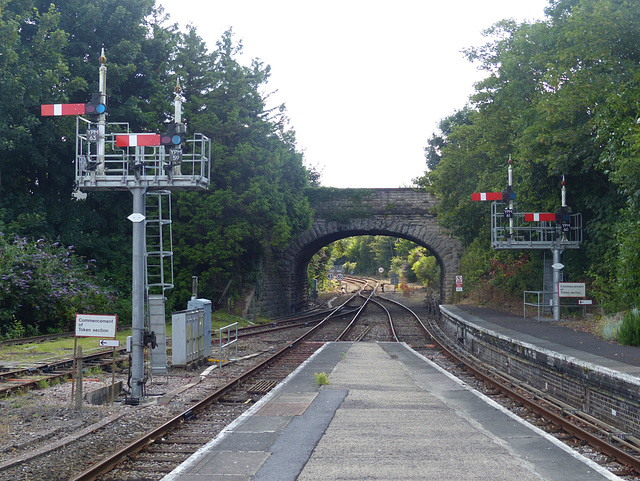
[278,188,462,313]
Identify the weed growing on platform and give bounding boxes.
[314,372,330,386]
[596,315,622,341]
[618,308,640,346]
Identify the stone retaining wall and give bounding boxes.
[438,307,640,437]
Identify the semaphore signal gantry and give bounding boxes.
[41,51,210,191]
[472,158,582,251]
[472,157,583,321]
[41,49,211,403]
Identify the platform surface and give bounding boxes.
[163,340,620,481]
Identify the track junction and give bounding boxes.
[0,279,639,480]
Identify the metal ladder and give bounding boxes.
[144,191,173,377]
[145,190,174,295]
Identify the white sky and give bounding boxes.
[158,0,550,188]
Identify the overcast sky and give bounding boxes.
[159,0,550,188]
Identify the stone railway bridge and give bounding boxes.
[250,188,462,317]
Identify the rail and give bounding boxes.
[524,290,599,320]
[218,322,238,367]
[437,306,640,473]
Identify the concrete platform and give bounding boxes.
[162,341,621,481]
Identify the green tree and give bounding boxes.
[171,30,312,305]
[421,0,640,309]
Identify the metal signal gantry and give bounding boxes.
[41,49,211,403]
[471,159,582,321]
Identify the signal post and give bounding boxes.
[42,50,211,402]
[472,158,582,321]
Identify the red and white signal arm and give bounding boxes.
[116,134,161,147]
[41,103,86,116]
[524,213,556,222]
[471,192,502,201]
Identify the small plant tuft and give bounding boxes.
[314,372,330,386]
[596,315,622,341]
[618,308,640,346]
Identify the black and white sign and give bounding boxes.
[86,129,99,142]
[170,148,183,164]
[99,339,120,347]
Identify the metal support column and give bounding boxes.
[552,249,563,322]
[131,186,146,400]
[97,49,107,175]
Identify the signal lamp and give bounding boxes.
[85,93,106,115]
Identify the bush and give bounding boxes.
[0,234,120,335]
[618,308,640,346]
[596,315,622,342]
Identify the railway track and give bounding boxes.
[0,331,75,347]
[419,310,640,477]
[316,286,640,477]
[225,282,640,477]
[67,291,373,480]
[3,278,640,479]
[0,348,128,397]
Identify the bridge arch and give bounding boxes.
[279,188,462,312]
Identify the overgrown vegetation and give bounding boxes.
[618,309,640,346]
[0,0,313,333]
[308,236,440,292]
[0,235,119,337]
[305,188,374,223]
[418,0,640,316]
[314,372,330,386]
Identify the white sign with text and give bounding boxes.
[558,282,586,298]
[75,314,117,338]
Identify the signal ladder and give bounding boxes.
[145,190,174,294]
[144,190,173,376]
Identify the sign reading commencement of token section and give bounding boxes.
[558,282,586,298]
[75,314,117,338]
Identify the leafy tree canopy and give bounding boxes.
[419,0,640,310]
[0,1,314,326]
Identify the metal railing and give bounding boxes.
[492,202,582,250]
[523,291,553,321]
[524,290,598,321]
[74,116,210,191]
[218,323,238,368]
